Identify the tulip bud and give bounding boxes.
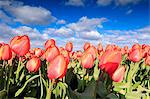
[47,55,67,80]
[111,66,126,82]
[129,48,143,62]
[83,42,91,51]
[26,57,41,72]
[97,43,103,53]
[65,42,73,52]
[44,39,55,49]
[0,43,12,60]
[85,46,97,59]
[34,48,44,57]
[10,35,30,56]
[81,53,94,68]
[99,50,122,70]
[145,56,150,66]
[45,46,60,62]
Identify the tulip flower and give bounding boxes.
[0,43,12,60]
[111,66,126,82]
[65,42,73,52]
[44,39,55,49]
[99,50,122,72]
[81,53,94,68]
[47,55,67,80]
[145,56,150,66]
[132,43,141,51]
[97,43,103,53]
[26,57,41,72]
[129,48,143,62]
[83,42,91,51]
[45,46,60,62]
[85,46,97,59]
[34,48,44,57]
[10,35,30,56]
[60,49,70,65]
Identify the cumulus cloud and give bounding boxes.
[97,0,112,6]
[6,6,56,25]
[66,0,84,6]
[67,16,107,32]
[56,20,66,24]
[0,0,56,25]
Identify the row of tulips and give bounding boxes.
[0,35,150,99]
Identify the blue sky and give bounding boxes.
[0,0,149,50]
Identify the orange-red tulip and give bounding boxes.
[65,42,73,52]
[45,46,60,62]
[34,48,44,57]
[145,56,150,66]
[129,48,143,62]
[132,43,141,51]
[47,55,67,80]
[0,43,12,60]
[44,39,55,49]
[81,53,94,68]
[85,46,97,59]
[99,50,122,71]
[26,57,41,72]
[111,66,125,82]
[10,35,30,56]
[97,43,103,53]
[83,42,91,51]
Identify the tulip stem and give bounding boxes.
[16,60,21,82]
[46,79,55,99]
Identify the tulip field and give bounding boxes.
[0,35,150,99]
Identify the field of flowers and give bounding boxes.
[0,35,150,99]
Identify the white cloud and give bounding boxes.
[56,20,66,24]
[126,9,133,14]
[115,0,141,6]
[0,10,12,24]
[66,0,84,6]
[97,0,112,6]
[67,16,107,32]
[44,27,74,38]
[6,5,56,25]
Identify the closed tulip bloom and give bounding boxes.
[145,56,150,66]
[97,43,103,53]
[99,50,122,71]
[85,46,97,59]
[60,49,70,65]
[83,42,91,51]
[44,39,55,49]
[26,57,41,72]
[111,66,126,82]
[47,55,67,80]
[65,42,73,52]
[45,46,60,62]
[81,53,94,68]
[10,35,30,56]
[0,43,12,60]
[132,43,141,51]
[129,48,143,62]
[34,48,43,57]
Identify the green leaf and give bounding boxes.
[106,93,119,99]
[125,92,141,99]
[96,81,108,97]
[93,58,100,81]
[15,75,40,97]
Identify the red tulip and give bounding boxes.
[111,66,126,82]
[47,55,67,80]
[145,56,150,66]
[65,42,73,52]
[83,42,91,51]
[34,48,43,57]
[0,43,12,60]
[81,53,94,68]
[60,49,70,65]
[129,48,143,62]
[44,39,55,49]
[85,46,97,59]
[10,35,30,56]
[105,44,112,51]
[26,57,41,72]
[97,43,103,53]
[132,43,141,51]
[99,50,122,71]
[45,46,60,62]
